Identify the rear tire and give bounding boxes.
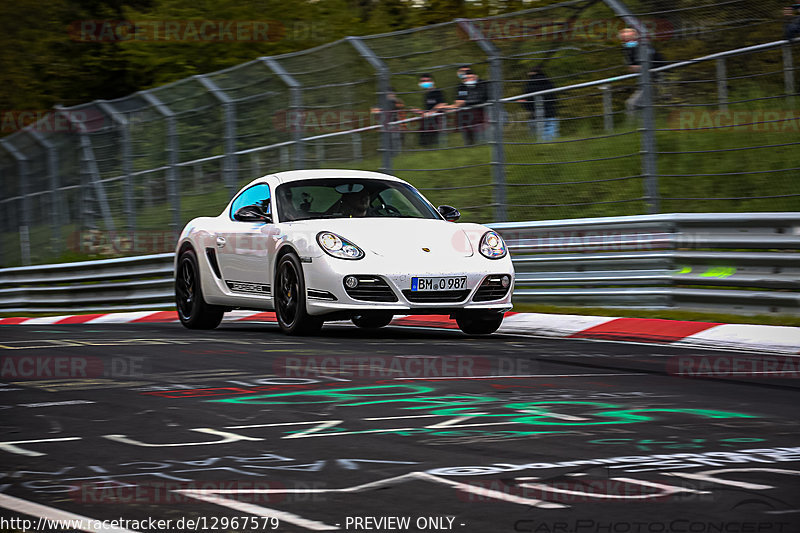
[175,248,225,330]
[352,312,394,329]
[275,253,323,335]
[456,311,504,335]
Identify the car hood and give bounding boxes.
[289,217,477,258]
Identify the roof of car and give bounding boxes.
[244,169,406,189]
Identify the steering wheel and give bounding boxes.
[373,204,402,216]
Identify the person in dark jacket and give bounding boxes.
[785,5,800,39]
[414,74,447,147]
[519,66,559,141]
[619,27,667,119]
[449,69,489,145]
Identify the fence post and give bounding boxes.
[195,75,238,198]
[26,128,64,254]
[783,42,796,96]
[352,133,362,161]
[602,0,659,214]
[262,58,305,170]
[139,92,181,232]
[96,101,135,232]
[716,58,728,110]
[601,85,614,131]
[456,19,507,222]
[347,36,392,174]
[193,164,203,190]
[640,43,659,214]
[55,106,117,233]
[250,153,261,178]
[534,96,545,140]
[0,139,31,265]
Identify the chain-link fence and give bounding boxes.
[1,0,798,267]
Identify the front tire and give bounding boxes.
[352,312,394,329]
[275,253,323,335]
[175,249,225,330]
[456,311,504,335]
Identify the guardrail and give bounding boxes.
[492,212,800,315]
[1,213,798,315]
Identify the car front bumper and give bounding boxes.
[302,253,514,316]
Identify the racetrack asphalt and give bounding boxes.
[1,321,798,532]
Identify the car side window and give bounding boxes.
[230,183,271,221]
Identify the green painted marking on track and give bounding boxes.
[210,384,435,405]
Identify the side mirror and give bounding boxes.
[437,205,461,222]
[234,205,272,223]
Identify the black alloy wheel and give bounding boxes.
[175,249,224,329]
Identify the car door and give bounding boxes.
[215,183,274,298]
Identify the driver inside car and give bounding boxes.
[341,188,371,217]
[326,184,373,217]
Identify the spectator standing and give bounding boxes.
[415,74,447,147]
[450,69,489,145]
[519,66,559,141]
[785,4,800,39]
[619,27,667,119]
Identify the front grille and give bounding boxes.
[402,290,470,303]
[344,276,398,302]
[473,275,512,302]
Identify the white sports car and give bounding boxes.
[174,169,514,335]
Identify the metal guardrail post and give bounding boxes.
[0,139,31,265]
[716,58,728,111]
[139,92,181,232]
[195,75,238,198]
[54,106,117,233]
[262,57,305,170]
[347,36,393,174]
[783,42,796,96]
[25,128,65,254]
[456,19,507,222]
[95,101,135,232]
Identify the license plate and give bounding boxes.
[411,276,467,291]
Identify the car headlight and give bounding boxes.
[479,230,507,259]
[317,232,364,260]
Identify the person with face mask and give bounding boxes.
[414,74,447,147]
[449,69,489,145]
[618,28,667,120]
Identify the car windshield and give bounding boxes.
[276,178,441,222]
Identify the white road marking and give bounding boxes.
[176,490,338,531]
[0,437,82,457]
